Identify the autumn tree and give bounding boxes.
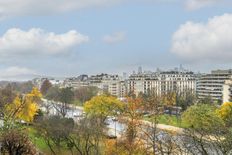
[84,95,124,123]
[120,97,144,155]
[4,87,42,124]
[0,87,41,155]
[217,102,232,127]
[140,94,164,154]
[40,79,52,96]
[162,91,176,107]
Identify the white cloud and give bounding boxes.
[171,13,232,63]
[0,0,182,19]
[0,66,37,81]
[0,28,89,58]
[185,0,220,10]
[103,32,126,44]
[0,0,123,19]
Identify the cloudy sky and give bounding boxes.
[0,0,232,80]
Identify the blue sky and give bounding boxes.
[0,0,232,80]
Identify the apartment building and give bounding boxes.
[128,70,196,96]
[89,74,127,98]
[63,75,89,89]
[197,69,232,103]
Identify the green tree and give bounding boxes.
[57,87,74,117]
[181,104,232,155]
[36,116,74,155]
[182,104,224,132]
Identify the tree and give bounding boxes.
[60,87,74,105]
[4,87,42,123]
[176,90,196,111]
[40,79,52,96]
[162,91,176,107]
[45,86,61,101]
[182,104,223,132]
[74,86,99,105]
[46,87,74,117]
[0,84,16,115]
[120,97,144,155]
[10,81,35,94]
[181,104,232,155]
[68,117,106,155]
[217,102,232,127]
[0,129,36,155]
[84,95,124,123]
[58,87,74,117]
[36,116,74,155]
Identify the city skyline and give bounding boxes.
[0,0,232,80]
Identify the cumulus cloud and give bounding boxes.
[185,0,220,10]
[0,66,37,81]
[0,28,89,58]
[171,13,232,63]
[103,32,126,44]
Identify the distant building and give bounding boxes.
[32,78,63,89]
[89,74,127,98]
[197,69,232,103]
[63,75,89,89]
[128,70,196,96]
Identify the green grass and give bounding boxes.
[28,127,72,155]
[144,114,189,128]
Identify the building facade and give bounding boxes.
[197,69,232,103]
[128,71,196,96]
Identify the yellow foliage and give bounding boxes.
[5,87,42,122]
[217,102,232,124]
[162,92,176,106]
[84,95,124,118]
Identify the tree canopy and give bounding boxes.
[182,104,224,132]
[84,95,124,121]
[217,102,232,127]
[4,87,42,122]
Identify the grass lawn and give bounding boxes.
[144,114,189,128]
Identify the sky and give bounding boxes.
[0,0,232,80]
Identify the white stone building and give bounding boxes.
[128,71,196,96]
